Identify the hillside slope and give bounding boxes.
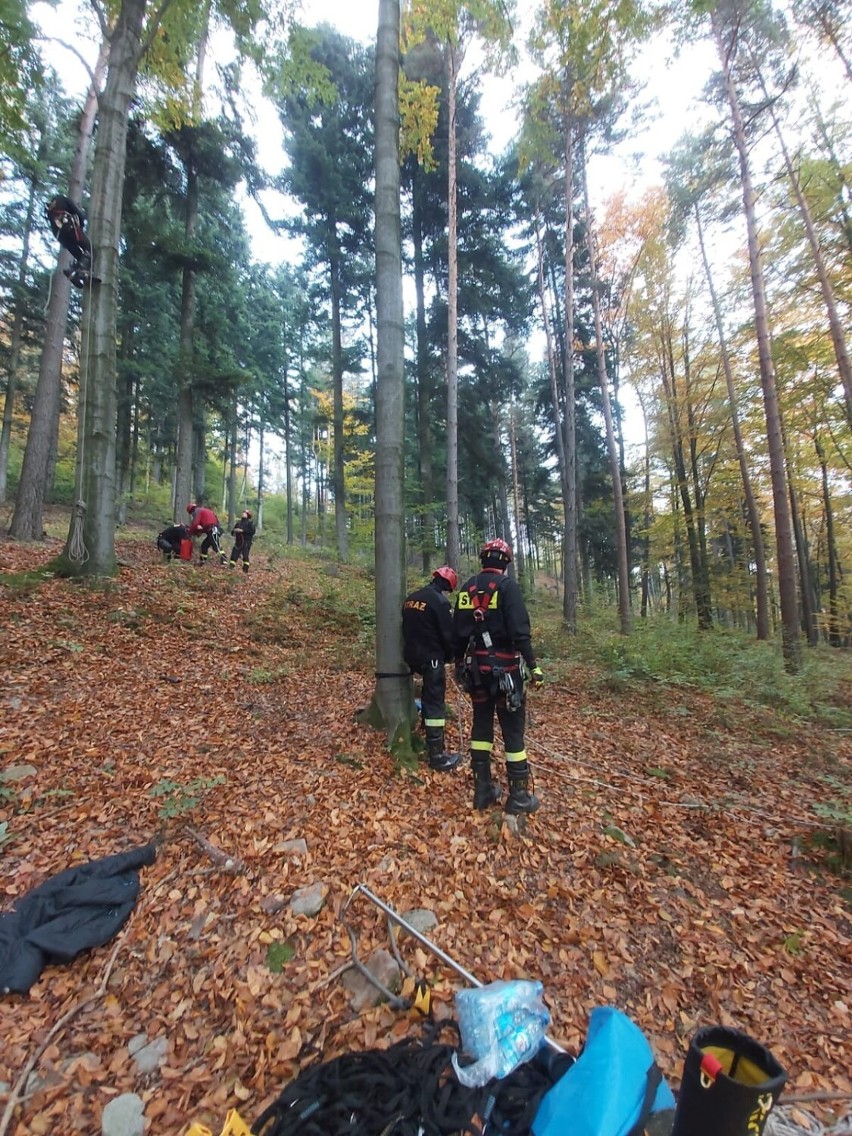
[1,531,849,1134]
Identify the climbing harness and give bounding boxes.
[458,576,524,712]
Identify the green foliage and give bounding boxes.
[148,774,226,819]
[266,940,295,972]
[248,664,291,684]
[535,602,852,728]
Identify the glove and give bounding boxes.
[530,666,544,689]
[454,661,467,687]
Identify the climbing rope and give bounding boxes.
[252,1022,572,1136]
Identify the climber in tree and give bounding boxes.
[45,195,97,288]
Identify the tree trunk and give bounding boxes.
[713,15,801,671]
[330,249,348,561]
[581,151,630,634]
[0,169,39,503]
[10,42,108,540]
[764,95,852,427]
[61,0,149,576]
[445,42,460,571]
[509,404,526,590]
[695,204,769,638]
[412,169,435,572]
[814,435,840,646]
[562,120,578,632]
[369,0,414,758]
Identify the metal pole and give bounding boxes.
[345,883,483,988]
[344,883,566,1053]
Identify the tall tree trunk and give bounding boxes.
[330,249,348,561]
[658,329,710,630]
[695,204,769,638]
[509,404,526,589]
[763,95,852,426]
[62,0,149,576]
[412,169,435,572]
[682,326,714,629]
[814,435,840,646]
[283,376,293,543]
[0,169,39,502]
[257,415,265,530]
[369,0,413,754]
[713,15,801,670]
[581,152,630,634]
[562,119,578,632]
[174,12,209,517]
[445,41,460,570]
[10,42,108,540]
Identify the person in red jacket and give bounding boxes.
[186,503,226,564]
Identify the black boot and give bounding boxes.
[472,756,502,810]
[671,1026,786,1136]
[505,761,540,815]
[425,727,461,772]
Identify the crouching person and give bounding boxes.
[157,523,189,560]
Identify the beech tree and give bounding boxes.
[403,0,515,571]
[697,0,802,669]
[368,0,416,756]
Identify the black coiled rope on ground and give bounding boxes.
[253,1022,573,1136]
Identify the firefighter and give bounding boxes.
[186,503,226,564]
[156,523,189,560]
[453,538,544,814]
[45,195,95,287]
[229,510,256,573]
[402,566,462,772]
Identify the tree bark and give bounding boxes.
[62,0,149,576]
[330,248,348,562]
[370,0,415,757]
[445,41,460,571]
[581,151,631,634]
[0,170,39,503]
[695,204,769,638]
[713,14,801,670]
[10,42,108,540]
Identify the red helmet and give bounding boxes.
[480,538,512,565]
[432,565,458,591]
[187,503,197,515]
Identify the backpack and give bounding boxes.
[532,1007,676,1136]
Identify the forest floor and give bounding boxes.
[0,513,850,1135]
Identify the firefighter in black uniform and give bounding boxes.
[229,509,256,573]
[453,538,544,814]
[156,523,189,559]
[402,566,462,772]
[45,195,95,287]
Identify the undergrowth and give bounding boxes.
[532,599,851,729]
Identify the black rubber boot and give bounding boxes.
[425,727,461,772]
[472,756,502,810]
[505,761,540,815]
[671,1026,786,1136]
